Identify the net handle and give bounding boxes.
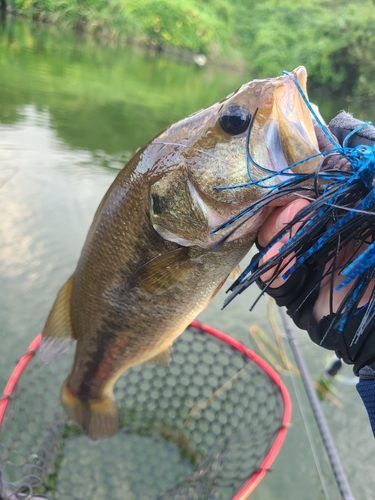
[0,333,42,424]
[0,325,292,499]
[190,320,292,500]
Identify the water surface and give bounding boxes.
[1,18,374,500]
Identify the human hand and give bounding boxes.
[257,198,375,324]
[222,111,375,373]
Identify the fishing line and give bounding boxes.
[279,308,355,500]
[283,339,331,500]
[281,71,338,148]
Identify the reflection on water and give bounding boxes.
[1,17,375,500]
[0,105,113,278]
[0,105,117,391]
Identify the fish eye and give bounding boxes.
[219,104,251,135]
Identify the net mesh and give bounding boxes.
[0,323,289,500]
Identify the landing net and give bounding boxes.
[0,321,291,500]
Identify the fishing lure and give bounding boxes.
[214,70,375,349]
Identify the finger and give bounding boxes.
[314,238,375,319]
[257,198,310,288]
[259,242,297,287]
[257,198,310,247]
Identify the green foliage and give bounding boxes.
[123,0,230,54]
[9,0,230,53]
[230,0,375,97]
[7,0,375,97]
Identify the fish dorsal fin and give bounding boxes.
[128,247,202,292]
[228,265,241,281]
[39,275,75,363]
[146,345,172,366]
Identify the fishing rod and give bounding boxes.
[279,307,355,500]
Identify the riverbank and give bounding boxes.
[4,0,375,98]
[3,2,247,73]
[4,0,244,65]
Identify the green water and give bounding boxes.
[1,17,374,500]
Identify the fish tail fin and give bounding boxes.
[40,275,75,363]
[61,380,119,441]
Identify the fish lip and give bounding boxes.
[291,66,308,94]
[291,70,349,172]
[280,67,321,169]
[252,66,322,177]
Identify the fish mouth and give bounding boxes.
[250,66,322,181]
[270,67,350,177]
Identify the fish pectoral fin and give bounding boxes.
[128,247,201,292]
[61,381,119,441]
[146,345,172,366]
[39,275,75,364]
[228,265,241,281]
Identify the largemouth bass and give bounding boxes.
[41,66,321,440]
